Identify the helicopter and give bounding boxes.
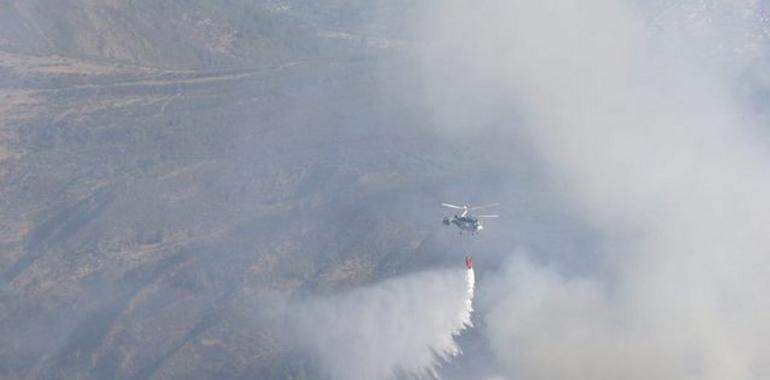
[441,203,499,235]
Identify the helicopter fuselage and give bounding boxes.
[443,215,483,234]
[442,203,497,234]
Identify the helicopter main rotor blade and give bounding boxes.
[469,203,500,211]
[476,214,499,218]
[441,203,466,210]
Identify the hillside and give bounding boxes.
[0,2,479,379]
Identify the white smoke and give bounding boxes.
[422,0,770,379]
[292,266,475,380]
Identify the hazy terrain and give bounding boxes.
[0,1,550,379]
[4,1,770,380]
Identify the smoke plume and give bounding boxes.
[292,266,475,380]
[421,1,770,379]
